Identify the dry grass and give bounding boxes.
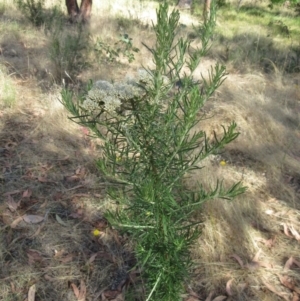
[0,64,17,108]
[0,0,300,300]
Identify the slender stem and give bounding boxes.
[145,272,162,301]
[114,223,155,229]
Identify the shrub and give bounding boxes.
[14,0,46,26]
[49,23,89,82]
[61,2,245,300]
[14,0,65,28]
[94,33,140,64]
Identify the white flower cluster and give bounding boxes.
[138,69,153,88]
[81,69,156,113]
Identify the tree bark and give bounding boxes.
[203,0,211,23]
[65,0,92,22]
[79,0,92,21]
[66,0,79,19]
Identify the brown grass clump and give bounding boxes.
[0,0,300,300]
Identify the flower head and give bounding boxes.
[103,96,121,113]
[92,229,101,236]
[220,160,226,166]
[114,82,143,100]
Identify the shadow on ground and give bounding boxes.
[0,107,134,300]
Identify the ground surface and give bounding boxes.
[0,0,300,300]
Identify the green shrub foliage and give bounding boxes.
[61,3,245,300]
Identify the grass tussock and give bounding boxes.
[0,0,300,300]
[0,64,17,108]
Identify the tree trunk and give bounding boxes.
[203,0,211,23]
[79,0,92,21]
[65,0,92,22]
[66,0,79,19]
